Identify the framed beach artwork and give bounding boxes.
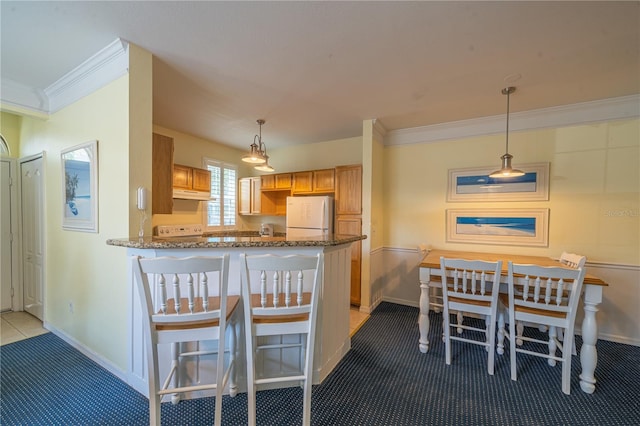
[446,208,549,247]
[447,162,549,202]
[61,140,98,232]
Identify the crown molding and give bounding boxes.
[45,38,129,113]
[0,38,129,117]
[384,94,640,146]
[372,118,387,141]
[0,79,49,117]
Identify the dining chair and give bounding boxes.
[439,257,503,375]
[514,252,586,357]
[502,261,586,394]
[240,252,323,426]
[132,254,239,426]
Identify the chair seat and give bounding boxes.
[155,296,240,331]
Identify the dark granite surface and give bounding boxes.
[106,231,365,249]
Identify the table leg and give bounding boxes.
[419,277,431,353]
[579,285,602,394]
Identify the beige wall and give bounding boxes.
[0,112,22,156]
[382,119,639,264]
[379,117,640,343]
[267,136,363,173]
[14,44,153,372]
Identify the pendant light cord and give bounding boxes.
[505,89,511,155]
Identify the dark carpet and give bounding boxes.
[1,302,639,425]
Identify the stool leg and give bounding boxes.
[171,342,181,405]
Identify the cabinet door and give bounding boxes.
[152,133,174,214]
[335,164,362,215]
[192,168,211,192]
[261,175,275,190]
[313,169,335,193]
[239,178,251,215]
[275,173,292,189]
[336,216,362,306]
[173,165,192,189]
[250,177,261,214]
[292,171,313,194]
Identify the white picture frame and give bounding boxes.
[61,140,98,232]
[446,208,549,247]
[447,162,549,202]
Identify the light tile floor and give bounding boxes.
[0,308,368,346]
[349,307,369,337]
[0,311,48,346]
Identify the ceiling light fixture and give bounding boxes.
[489,87,525,178]
[242,119,269,166]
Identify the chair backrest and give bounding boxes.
[507,262,586,323]
[132,254,231,329]
[240,253,323,321]
[559,251,586,269]
[439,257,503,304]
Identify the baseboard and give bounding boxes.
[375,300,640,347]
[44,322,128,383]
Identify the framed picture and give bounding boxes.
[61,140,98,232]
[447,162,549,202]
[446,208,549,247]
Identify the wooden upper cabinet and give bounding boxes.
[313,169,335,193]
[173,164,211,191]
[335,164,362,215]
[292,169,334,194]
[275,173,292,189]
[261,173,292,191]
[292,171,313,194]
[172,164,192,189]
[152,133,174,214]
[192,168,211,192]
[261,174,275,190]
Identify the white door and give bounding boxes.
[1,159,14,311]
[20,156,44,320]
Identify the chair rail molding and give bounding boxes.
[384,94,640,146]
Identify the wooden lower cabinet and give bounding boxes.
[336,215,362,306]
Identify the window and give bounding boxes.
[203,158,237,230]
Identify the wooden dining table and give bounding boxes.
[418,248,608,394]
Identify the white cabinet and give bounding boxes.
[239,177,261,215]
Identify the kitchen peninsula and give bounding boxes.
[107,232,365,397]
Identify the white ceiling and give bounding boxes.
[2,1,639,150]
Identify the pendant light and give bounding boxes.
[251,119,275,172]
[242,119,268,164]
[489,87,524,178]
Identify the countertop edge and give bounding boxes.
[106,234,366,249]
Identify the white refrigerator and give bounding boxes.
[286,196,333,237]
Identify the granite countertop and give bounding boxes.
[106,231,366,249]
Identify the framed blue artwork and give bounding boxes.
[61,140,98,232]
[446,208,549,247]
[447,163,549,202]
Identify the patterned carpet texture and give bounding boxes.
[1,302,639,425]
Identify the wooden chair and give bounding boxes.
[132,254,238,426]
[502,261,586,394]
[240,252,323,426]
[439,257,503,375]
[514,252,586,356]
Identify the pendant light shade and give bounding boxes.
[489,87,524,178]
